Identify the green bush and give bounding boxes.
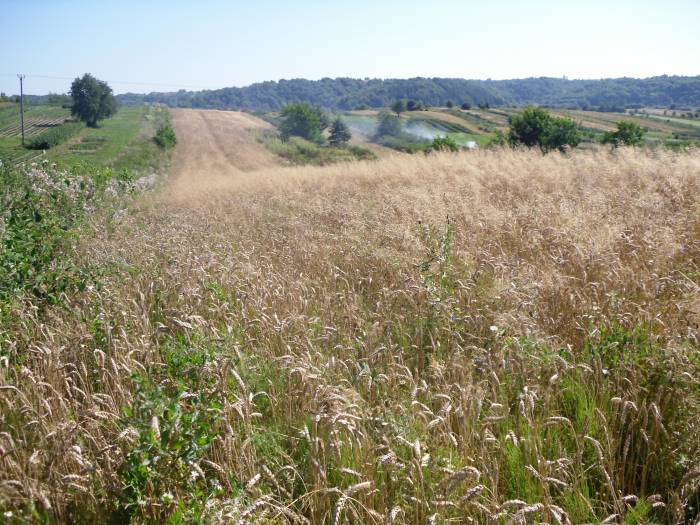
[259,132,375,165]
[378,134,430,153]
[429,135,459,152]
[154,124,177,149]
[601,121,645,147]
[26,121,83,150]
[279,103,328,143]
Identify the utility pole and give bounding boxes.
[17,74,26,145]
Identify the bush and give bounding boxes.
[378,134,430,153]
[429,135,459,152]
[26,121,83,150]
[154,125,177,149]
[601,121,645,147]
[259,132,375,165]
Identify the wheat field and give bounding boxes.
[2,147,700,523]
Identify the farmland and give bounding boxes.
[340,106,700,151]
[0,103,171,171]
[1,108,699,524]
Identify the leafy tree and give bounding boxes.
[328,118,352,147]
[461,102,472,110]
[508,106,581,153]
[376,110,402,137]
[70,73,117,127]
[391,100,406,117]
[279,103,328,143]
[601,121,645,147]
[446,100,454,108]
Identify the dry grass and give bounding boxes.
[1,147,700,523]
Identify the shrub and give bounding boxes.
[154,124,177,149]
[601,121,645,147]
[26,121,83,150]
[429,135,459,152]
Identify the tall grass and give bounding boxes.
[1,148,699,523]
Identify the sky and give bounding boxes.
[1,0,698,95]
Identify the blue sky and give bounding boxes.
[1,0,698,95]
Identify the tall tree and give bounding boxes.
[328,118,352,147]
[507,106,581,153]
[70,73,117,127]
[391,100,406,117]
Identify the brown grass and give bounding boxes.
[1,146,699,523]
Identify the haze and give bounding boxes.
[1,0,698,95]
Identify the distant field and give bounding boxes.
[0,104,171,171]
[342,106,700,149]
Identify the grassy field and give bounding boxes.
[0,104,171,171]
[1,124,699,523]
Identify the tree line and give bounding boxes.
[115,76,700,112]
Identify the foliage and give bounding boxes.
[375,110,403,138]
[259,131,375,165]
[429,135,459,152]
[461,102,472,110]
[446,100,454,108]
[391,99,406,116]
[154,124,177,149]
[26,121,83,150]
[279,103,328,143]
[378,134,430,153]
[116,75,700,111]
[508,106,582,152]
[601,121,645,147]
[407,100,423,111]
[328,117,352,147]
[70,73,118,127]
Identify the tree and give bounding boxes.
[70,73,117,127]
[376,110,402,138]
[391,100,406,117]
[446,100,454,108]
[328,118,352,147]
[407,100,422,111]
[507,106,581,153]
[601,121,645,147]
[279,103,328,143]
[461,102,472,110]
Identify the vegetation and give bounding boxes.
[507,106,582,152]
[258,130,374,165]
[1,144,698,523]
[391,99,406,117]
[375,110,402,138]
[279,103,328,143]
[26,121,83,150]
[154,124,177,149]
[602,120,645,147]
[428,135,459,152]
[70,73,118,127]
[328,117,351,147]
[116,75,700,112]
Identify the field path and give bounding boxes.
[170,108,278,179]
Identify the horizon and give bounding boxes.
[2,0,699,96]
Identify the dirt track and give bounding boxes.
[170,109,278,179]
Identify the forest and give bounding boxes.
[114,75,700,111]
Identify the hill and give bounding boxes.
[116,75,700,111]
